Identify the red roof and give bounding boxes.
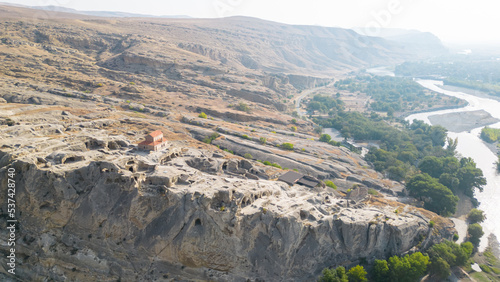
[139,138,167,147]
[148,130,163,138]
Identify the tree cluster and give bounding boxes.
[334,75,453,115]
[480,127,500,143]
[318,265,368,282]
[307,94,344,115]
[427,240,474,279]
[372,252,429,282]
[314,109,486,215]
[405,155,485,215]
[311,75,486,216]
[319,240,475,282]
[396,60,500,97]
[406,173,458,216]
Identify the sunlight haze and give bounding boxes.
[2,0,499,45]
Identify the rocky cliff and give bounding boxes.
[0,98,455,281]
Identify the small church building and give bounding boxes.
[138,130,168,151]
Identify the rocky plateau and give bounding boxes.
[0,85,455,281]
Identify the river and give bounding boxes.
[325,67,500,249]
[405,79,500,251]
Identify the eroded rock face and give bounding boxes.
[1,136,453,282]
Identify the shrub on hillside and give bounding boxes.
[325,180,337,189]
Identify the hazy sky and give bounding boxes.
[3,0,500,45]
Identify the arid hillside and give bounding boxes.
[0,5,444,119]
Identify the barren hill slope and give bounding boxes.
[0,5,445,119]
[0,5,414,75]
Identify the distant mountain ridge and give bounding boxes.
[0,4,447,78]
[353,27,448,58]
[0,2,190,18]
[0,3,447,61]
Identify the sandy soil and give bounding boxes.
[482,140,500,156]
[428,110,500,133]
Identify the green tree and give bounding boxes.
[406,252,430,281]
[480,127,500,143]
[457,157,486,196]
[418,156,443,178]
[429,257,450,280]
[441,157,460,174]
[236,102,251,112]
[387,165,406,182]
[318,266,348,282]
[397,151,417,163]
[319,134,332,143]
[385,253,429,282]
[438,173,460,192]
[329,140,341,146]
[445,137,458,156]
[325,180,337,189]
[428,240,474,268]
[467,209,485,224]
[308,101,326,113]
[347,265,367,282]
[387,255,407,281]
[202,132,220,144]
[314,126,324,134]
[407,174,458,216]
[460,242,474,259]
[198,112,207,119]
[259,137,267,145]
[429,125,447,147]
[468,223,484,246]
[281,143,294,150]
[372,259,389,282]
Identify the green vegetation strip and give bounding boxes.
[318,241,474,282]
[310,81,485,215]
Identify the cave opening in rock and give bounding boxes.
[63,156,83,164]
[195,219,202,226]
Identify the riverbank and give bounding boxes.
[440,84,500,103]
[398,104,468,120]
[470,234,500,281]
[482,140,500,157]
